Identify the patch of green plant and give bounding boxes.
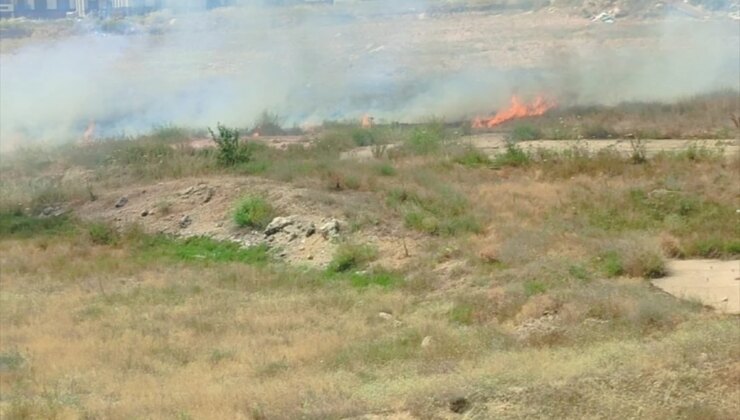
[523,280,548,296]
[233,196,274,229]
[210,123,252,166]
[510,124,543,141]
[599,251,625,277]
[449,302,476,325]
[493,142,530,168]
[389,186,481,236]
[0,350,26,371]
[327,243,378,273]
[347,270,403,288]
[405,121,446,154]
[0,211,74,238]
[136,235,269,265]
[376,162,396,176]
[351,128,377,146]
[87,222,118,245]
[453,146,491,167]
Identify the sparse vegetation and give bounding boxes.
[233,196,274,229]
[210,123,252,167]
[1,93,738,418]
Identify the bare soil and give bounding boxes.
[653,259,740,314]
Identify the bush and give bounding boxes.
[405,122,446,154]
[327,243,378,273]
[88,222,118,245]
[210,124,252,166]
[493,142,530,168]
[510,124,543,141]
[233,196,274,229]
[452,146,491,167]
[0,211,73,238]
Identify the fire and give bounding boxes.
[472,96,554,128]
[361,114,374,128]
[82,120,96,144]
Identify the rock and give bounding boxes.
[39,205,65,218]
[265,216,295,236]
[202,188,215,203]
[180,186,194,196]
[141,209,150,217]
[449,397,471,414]
[320,219,341,239]
[378,312,394,321]
[307,255,314,260]
[114,196,128,208]
[421,336,433,348]
[305,224,316,237]
[179,215,192,229]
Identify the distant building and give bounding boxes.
[0,0,234,19]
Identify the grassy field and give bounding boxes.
[1,96,739,419]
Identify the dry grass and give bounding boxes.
[1,98,739,417]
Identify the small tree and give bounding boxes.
[209,123,250,166]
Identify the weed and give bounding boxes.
[233,196,274,229]
[510,124,543,141]
[376,162,396,176]
[210,124,252,166]
[0,211,74,238]
[405,121,446,154]
[327,243,378,273]
[347,270,403,288]
[0,350,26,371]
[523,280,548,296]
[87,222,118,245]
[452,146,491,167]
[493,142,530,168]
[137,236,269,265]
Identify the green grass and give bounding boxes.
[452,146,492,168]
[0,211,74,238]
[233,196,274,229]
[510,124,543,141]
[347,271,403,288]
[387,185,481,236]
[493,142,530,168]
[137,236,270,265]
[327,243,378,273]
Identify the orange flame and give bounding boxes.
[361,114,374,128]
[473,96,554,128]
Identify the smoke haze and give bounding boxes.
[1,1,738,145]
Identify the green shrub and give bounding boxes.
[376,162,396,176]
[88,222,118,245]
[523,280,548,296]
[493,142,530,168]
[351,128,377,146]
[233,196,274,229]
[453,146,492,167]
[405,122,446,154]
[210,124,252,167]
[599,251,625,277]
[510,124,543,141]
[327,243,378,273]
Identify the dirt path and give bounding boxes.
[653,260,740,314]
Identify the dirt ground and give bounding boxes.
[654,259,740,314]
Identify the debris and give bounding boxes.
[179,215,192,229]
[114,196,128,208]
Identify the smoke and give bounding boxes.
[0,2,738,146]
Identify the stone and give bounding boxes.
[114,196,128,208]
[305,224,316,237]
[202,188,214,204]
[378,312,393,321]
[179,215,192,228]
[265,216,295,236]
[141,209,150,217]
[421,336,433,348]
[319,219,341,239]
